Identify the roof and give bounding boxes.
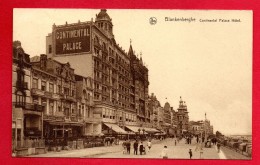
[96,9,112,22]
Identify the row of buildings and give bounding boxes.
[12,9,213,150]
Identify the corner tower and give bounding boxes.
[95,9,114,39]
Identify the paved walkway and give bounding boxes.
[94,138,220,159]
[30,138,222,159]
[221,146,251,160]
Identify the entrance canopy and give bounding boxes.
[103,123,127,134]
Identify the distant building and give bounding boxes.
[176,97,189,135]
[163,102,172,135]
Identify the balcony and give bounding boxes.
[94,76,102,83]
[85,117,102,123]
[52,93,60,100]
[66,95,76,102]
[102,91,110,96]
[44,91,52,98]
[16,82,28,90]
[31,88,45,96]
[24,103,44,112]
[94,40,101,49]
[94,88,102,94]
[43,114,65,121]
[70,116,78,122]
[94,65,102,71]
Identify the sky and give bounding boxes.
[13,9,252,135]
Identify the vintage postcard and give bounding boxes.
[12,9,252,159]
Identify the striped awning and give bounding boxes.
[103,123,127,134]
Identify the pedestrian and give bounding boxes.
[217,142,221,153]
[122,140,126,154]
[147,140,152,151]
[139,142,144,155]
[196,136,199,143]
[160,145,168,159]
[126,140,131,154]
[134,140,138,155]
[189,149,193,159]
[175,140,177,146]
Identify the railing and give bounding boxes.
[24,103,43,112]
[44,91,52,98]
[85,117,102,123]
[43,114,65,121]
[94,76,102,82]
[31,88,45,96]
[94,88,102,93]
[16,139,45,149]
[66,95,76,102]
[52,93,60,100]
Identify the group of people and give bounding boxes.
[122,139,152,155]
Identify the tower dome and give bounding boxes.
[96,9,112,22]
[95,9,114,38]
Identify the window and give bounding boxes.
[41,81,46,91]
[32,78,38,89]
[57,85,61,94]
[48,45,52,54]
[49,101,54,115]
[49,83,54,93]
[64,87,69,95]
[16,91,25,107]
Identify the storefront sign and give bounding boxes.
[55,25,91,55]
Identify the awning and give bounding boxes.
[125,126,141,133]
[125,126,159,134]
[154,132,166,136]
[104,123,127,134]
[143,127,160,133]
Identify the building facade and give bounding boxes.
[30,55,84,140]
[12,41,44,150]
[45,9,151,134]
[163,102,172,135]
[176,96,189,136]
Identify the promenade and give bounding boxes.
[30,138,224,159]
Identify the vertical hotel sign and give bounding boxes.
[55,25,91,55]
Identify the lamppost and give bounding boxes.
[142,129,145,140]
[138,128,141,140]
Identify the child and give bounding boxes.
[147,140,152,151]
[189,149,192,159]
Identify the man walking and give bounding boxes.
[217,142,221,153]
[126,140,131,154]
[134,140,138,155]
[189,149,193,159]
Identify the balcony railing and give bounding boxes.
[85,117,102,123]
[52,93,60,100]
[66,95,76,102]
[31,88,45,96]
[43,114,65,121]
[44,91,52,98]
[94,88,102,93]
[24,103,43,112]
